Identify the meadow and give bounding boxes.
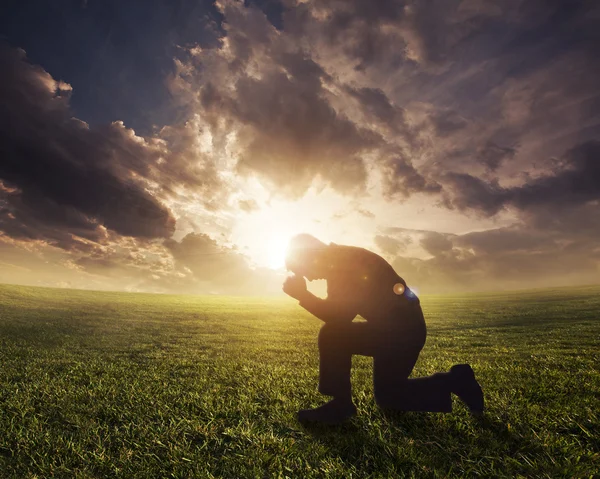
[0,283,598,478]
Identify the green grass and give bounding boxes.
[0,284,599,478]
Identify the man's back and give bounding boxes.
[324,244,418,324]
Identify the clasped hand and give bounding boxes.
[283,274,308,300]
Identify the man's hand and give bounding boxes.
[283,274,308,301]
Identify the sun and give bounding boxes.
[267,235,291,270]
[230,185,344,271]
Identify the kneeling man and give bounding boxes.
[283,234,484,424]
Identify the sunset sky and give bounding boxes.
[0,0,599,294]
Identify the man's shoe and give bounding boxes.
[297,399,357,425]
[450,364,484,414]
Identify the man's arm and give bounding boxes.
[283,275,356,323]
[297,291,356,323]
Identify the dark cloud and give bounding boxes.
[0,183,108,251]
[430,109,468,137]
[284,0,408,71]
[511,140,600,210]
[346,86,411,138]
[0,45,176,247]
[398,137,600,292]
[478,142,517,172]
[0,0,224,132]
[197,49,378,197]
[524,201,600,239]
[443,173,507,216]
[232,66,375,196]
[347,87,401,124]
[154,118,223,197]
[282,1,600,203]
[170,1,447,201]
[445,140,600,216]
[384,157,442,199]
[400,0,466,67]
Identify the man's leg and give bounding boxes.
[373,354,484,414]
[298,322,374,424]
[299,322,484,422]
[374,352,453,412]
[371,309,483,414]
[317,322,355,399]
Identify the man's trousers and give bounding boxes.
[317,314,453,412]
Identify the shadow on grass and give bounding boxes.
[300,410,542,474]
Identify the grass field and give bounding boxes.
[0,283,599,478]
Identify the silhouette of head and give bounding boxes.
[285,234,329,281]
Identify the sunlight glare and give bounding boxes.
[267,235,291,270]
[231,182,355,271]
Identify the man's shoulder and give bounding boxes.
[329,243,387,263]
[327,244,397,276]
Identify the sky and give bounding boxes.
[0,0,599,295]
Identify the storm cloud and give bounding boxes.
[445,140,600,217]
[169,0,443,199]
[0,45,175,243]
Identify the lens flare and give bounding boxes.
[393,283,405,295]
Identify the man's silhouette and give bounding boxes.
[283,234,484,424]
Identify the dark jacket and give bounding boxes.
[299,244,424,331]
